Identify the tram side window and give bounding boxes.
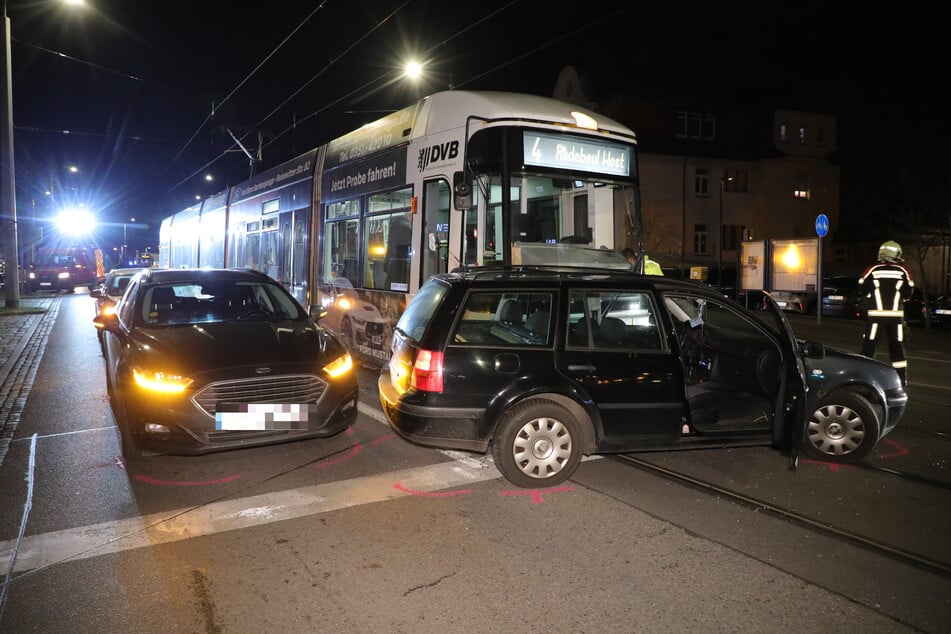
[323,200,361,288]
[365,187,413,292]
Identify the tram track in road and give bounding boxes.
[612,453,951,579]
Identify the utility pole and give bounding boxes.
[2,8,20,307]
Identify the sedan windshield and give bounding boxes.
[141,281,304,326]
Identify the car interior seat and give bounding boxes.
[148,286,177,323]
[524,310,550,342]
[499,298,525,327]
[598,316,628,347]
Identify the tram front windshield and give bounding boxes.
[462,173,636,269]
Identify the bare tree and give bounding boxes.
[875,169,950,329]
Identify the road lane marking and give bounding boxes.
[0,458,503,577]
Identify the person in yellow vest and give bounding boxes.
[644,256,663,276]
[621,248,663,275]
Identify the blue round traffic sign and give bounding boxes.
[815,213,829,238]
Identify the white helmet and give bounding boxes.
[878,240,903,263]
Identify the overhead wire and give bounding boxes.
[261,0,518,150]
[165,0,332,181]
[168,0,637,201]
[168,0,414,194]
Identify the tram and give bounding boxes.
[159,90,642,365]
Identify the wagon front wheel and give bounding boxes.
[802,391,881,462]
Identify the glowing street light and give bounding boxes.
[405,61,423,80]
[403,60,453,94]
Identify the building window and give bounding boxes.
[693,224,708,255]
[799,126,807,145]
[723,224,741,251]
[689,112,702,139]
[779,123,788,143]
[695,168,709,196]
[676,111,717,141]
[794,171,810,199]
[703,113,716,140]
[676,111,687,138]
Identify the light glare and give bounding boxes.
[55,207,96,236]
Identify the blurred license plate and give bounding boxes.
[829,295,844,301]
[371,334,383,345]
[216,403,311,430]
[936,308,951,315]
[776,301,787,307]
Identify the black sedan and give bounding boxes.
[821,276,864,319]
[90,266,150,346]
[94,268,358,461]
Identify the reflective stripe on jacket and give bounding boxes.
[859,262,914,321]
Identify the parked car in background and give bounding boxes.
[90,267,149,346]
[927,295,951,328]
[770,289,817,315]
[378,267,907,488]
[902,288,928,326]
[821,276,864,319]
[94,267,358,461]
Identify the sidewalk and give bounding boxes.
[0,295,60,465]
[0,296,57,381]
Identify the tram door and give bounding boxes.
[420,179,451,284]
[281,209,310,304]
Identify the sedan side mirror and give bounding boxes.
[803,340,825,359]
[93,312,118,334]
[310,305,328,321]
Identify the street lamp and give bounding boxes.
[122,217,135,265]
[718,175,734,290]
[1,0,84,307]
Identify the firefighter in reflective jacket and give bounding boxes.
[859,240,914,385]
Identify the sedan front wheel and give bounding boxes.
[802,391,881,462]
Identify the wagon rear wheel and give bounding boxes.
[491,399,583,488]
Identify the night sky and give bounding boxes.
[6,0,944,257]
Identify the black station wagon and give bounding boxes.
[379,267,908,488]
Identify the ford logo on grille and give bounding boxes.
[255,367,272,375]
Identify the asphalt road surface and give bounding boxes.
[0,292,948,633]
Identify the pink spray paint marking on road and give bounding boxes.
[500,485,573,504]
[802,439,910,471]
[371,432,396,446]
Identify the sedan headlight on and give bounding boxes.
[132,367,193,393]
[323,353,353,379]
